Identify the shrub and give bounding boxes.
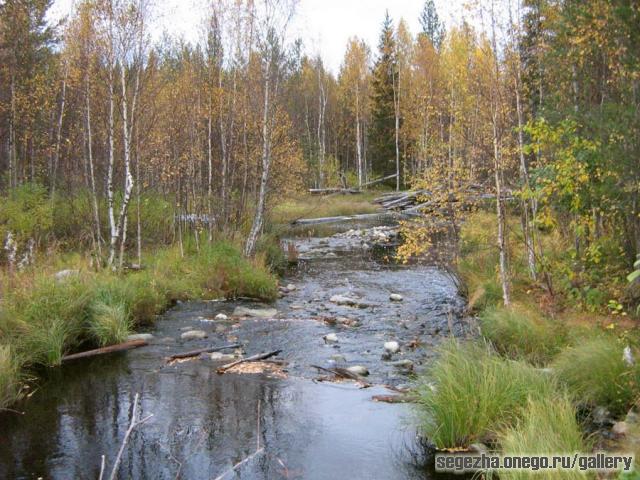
[498,395,591,480]
[552,335,640,417]
[481,306,566,365]
[416,341,556,449]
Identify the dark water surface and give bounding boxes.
[0,218,467,479]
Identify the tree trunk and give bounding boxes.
[85,76,102,260]
[244,65,271,257]
[51,66,68,199]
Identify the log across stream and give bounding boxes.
[0,215,467,480]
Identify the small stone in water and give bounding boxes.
[323,333,339,344]
[286,283,297,292]
[233,306,278,318]
[180,330,208,340]
[330,354,347,363]
[215,313,229,321]
[389,293,403,302]
[347,365,369,376]
[210,352,236,362]
[127,333,154,342]
[390,359,414,371]
[384,341,400,354]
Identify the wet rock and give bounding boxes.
[390,359,414,372]
[347,365,369,376]
[330,295,359,306]
[233,306,277,318]
[337,317,360,327]
[54,269,79,282]
[290,304,304,310]
[389,293,403,302]
[215,325,227,333]
[286,283,297,292]
[613,421,629,437]
[323,333,339,344]
[593,406,613,426]
[210,352,236,362]
[469,443,489,454]
[180,330,208,340]
[127,333,154,342]
[215,313,229,321]
[384,341,400,354]
[381,352,392,361]
[330,354,347,363]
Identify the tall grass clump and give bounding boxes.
[0,345,22,409]
[416,341,556,449]
[481,305,566,365]
[552,335,640,417]
[88,293,132,347]
[498,396,591,480]
[12,278,93,366]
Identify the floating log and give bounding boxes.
[216,350,282,374]
[165,343,241,362]
[61,339,147,362]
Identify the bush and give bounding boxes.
[498,395,591,480]
[552,335,640,417]
[481,306,566,365]
[416,341,556,449]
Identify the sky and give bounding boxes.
[49,0,469,74]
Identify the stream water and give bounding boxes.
[0,215,468,479]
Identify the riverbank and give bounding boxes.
[0,241,277,411]
[415,211,640,477]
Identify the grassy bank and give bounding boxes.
[0,240,277,410]
[270,191,383,225]
[415,211,640,477]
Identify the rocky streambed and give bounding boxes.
[0,216,469,480]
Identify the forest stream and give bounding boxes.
[0,215,468,480]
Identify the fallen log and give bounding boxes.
[217,350,282,374]
[291,212,386,226]
[360,173,398,188]
[371,394,418,403]
[165,343,241,363]
[61,339,147,362]
[308,188,361,195]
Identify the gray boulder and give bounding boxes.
[233,306,277,318]
[180,330,208,341]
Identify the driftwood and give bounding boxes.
[61,339,147,362]
[216,350,282,374]
[371,394,418,403]
[311,364,371,387]
[165,343,241,362]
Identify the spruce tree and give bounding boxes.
[419,0,444,49]
[369,11,397,178]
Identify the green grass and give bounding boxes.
[270,192,382,225]
[480,305,567,365]
[498,395,591,480]
[416,341,556,449]
[0,345,22,410]
[552,335,640,417]
[0,239,277,410]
